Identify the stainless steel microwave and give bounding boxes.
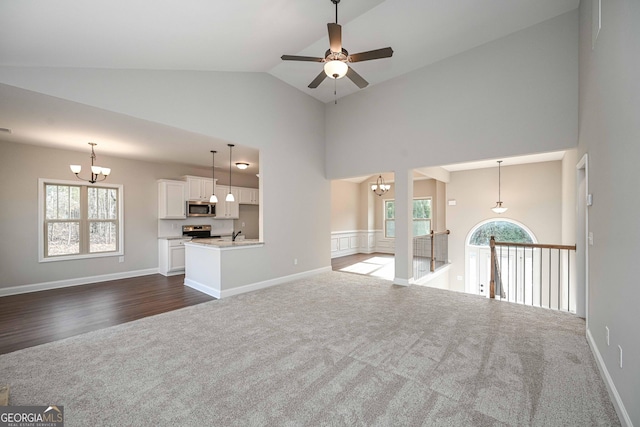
[186,201,216,217]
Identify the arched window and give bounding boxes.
[468,220,534,246]
[465,219,536,296]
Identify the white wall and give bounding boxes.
[325,11,578,179]
[0,70,329,291]
[446,161,563,292]
[578,0,640,424]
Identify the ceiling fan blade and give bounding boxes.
[281,55,324,62]
[346,66,368,89]
[308,71,328,89]
[328,23,342,53]
[348,47,394,63]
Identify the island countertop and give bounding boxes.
[184,238,264,249]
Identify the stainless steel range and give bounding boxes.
[182,224,211,239]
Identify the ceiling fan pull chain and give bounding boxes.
[334,79,338,104]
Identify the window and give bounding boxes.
[39,179,123,262]
[468,220,534,246]
[384,198,432,238]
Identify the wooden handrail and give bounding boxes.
[430,230,450,271]
[490,237,496,298]
[493,241,576,251]
[489,236,576,303]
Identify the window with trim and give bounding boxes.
[39,179,123,262]
[384,198,432,238]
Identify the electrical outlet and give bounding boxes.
[606,326,609,346]
[293,258,298,265]
[588,232,594,246]
[242,222,245,227]
[618,345,623,368]
[119,256,124,263]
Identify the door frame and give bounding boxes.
[576,154,589,322]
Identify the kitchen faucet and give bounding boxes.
[232,230,242,241]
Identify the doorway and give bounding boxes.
[465,219,537,297]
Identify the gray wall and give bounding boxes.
[0,70,329,291]
[578,0,640,424]
[0,140,224,287]
[325,11,579,179]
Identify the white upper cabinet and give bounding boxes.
[183,175,216,201]
[239,187,258,205]
[158,179,186,219]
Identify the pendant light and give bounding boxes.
[491,160,508,214]
[209,150,218,203]
[226,144,235,202]
[70,142,111,183]
[371,175,390,196]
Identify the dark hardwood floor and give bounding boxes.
[0,274,214,355]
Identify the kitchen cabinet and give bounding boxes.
[215,185,239,219]
[158,179,186,219]
[158,238,190,276]
[238,187,259,205]
[183,175,215,201]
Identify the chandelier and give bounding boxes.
[69,142,110,184]
[371,175,390,196]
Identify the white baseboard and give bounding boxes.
[393,277,411,286]
[0,268,159,297]
[184,277,221,298]
[586,328,633,427]
[185,266,332,299]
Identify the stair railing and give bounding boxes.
[490,236,577,312]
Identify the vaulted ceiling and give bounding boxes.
[0,0,579,168]
[1,0,578,103]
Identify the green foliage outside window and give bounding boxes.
[469,221,533,246]
[385,198,432,238]
[44,183,119,257]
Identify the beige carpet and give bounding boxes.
[0,272,619,426]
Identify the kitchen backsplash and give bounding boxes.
[158,217,234,238]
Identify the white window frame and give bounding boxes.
[38,178,124,262]
[384,197,432,239]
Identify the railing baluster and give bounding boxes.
[556,249,560,311]
[548,248,551,309]
[567,250,571,312]
[539,248,542,307]
[491,241,575,312]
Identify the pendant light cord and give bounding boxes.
[498,160,502,202]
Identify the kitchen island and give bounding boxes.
[183,238,264,299]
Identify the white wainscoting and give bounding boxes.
[330,230,379,258]
[374,230,395,254]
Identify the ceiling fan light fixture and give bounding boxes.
[235,162,249,170]
[324,60,348,79]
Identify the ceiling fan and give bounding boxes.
[281,0,393,89]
